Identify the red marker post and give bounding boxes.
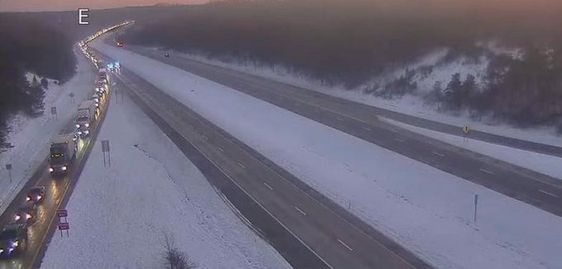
[57,209,70,237]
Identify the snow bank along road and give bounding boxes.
[127,47,562,217]
[132,48,562,157]
[0,49,110,269]
[40,77,291,269]
[94,50,432,269]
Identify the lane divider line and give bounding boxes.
[337,239,353,252]
[295,206,307,216]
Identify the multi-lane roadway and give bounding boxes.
[124,47,562,218]
[94,49,433,269]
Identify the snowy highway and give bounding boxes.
[126,47,562,218]
[96,53,430,269]
[89,36,562,269]
[0,60,110,269]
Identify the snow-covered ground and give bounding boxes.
[93,41,562,269]
[143,46,562,148]
[383,117,562,180]
[0,48,96,215]
[40,87,291,269]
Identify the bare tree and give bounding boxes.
[162,233,196,269]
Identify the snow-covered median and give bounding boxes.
[0,48,95,215]
[157,47,562,148]
[383,117,562,180]
[39,91,291,269]
[93,41,562,269]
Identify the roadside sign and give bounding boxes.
[58,222,70,230]
[57,209,68,218]
[474,194,479,223]
[57,210,69,237]
[462,125,470,134]
[51,107,57,119]
[101,140,110,152]
[5,164,12,183]
[102,140,111,167]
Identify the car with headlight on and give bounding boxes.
[90,93,101,107]
[13,204,37,226]
[0,223,27,258]
[26,186,46,205]
[49,134,77,175]
[74,100,98,137]
[95,80,109,94]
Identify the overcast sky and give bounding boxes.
[0,0,207,12]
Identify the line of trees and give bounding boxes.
[0,15,76,147]
[119,0,562,130]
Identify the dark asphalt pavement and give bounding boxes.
[101,52,432,269]
[128,47,562,218]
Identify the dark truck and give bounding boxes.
[0,223,27,258]
[75,100,98,137]
[49,134,77,176]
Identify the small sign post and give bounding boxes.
[58,222,70,237]
[473,194,479,223]
[57,209,68,218]
[57,209,69,237]
[5,164,12,183]
[69,92,75,104]
[51,106,57,120]
[462,125,470,142]
[101,140,110,167]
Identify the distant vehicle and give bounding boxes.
[72,133,79,142]
[95,83,108,97]
[13,204,37,226]
[0,223,27,258]
[49,134,77,175]
[75,100,98,137]
[98,70,110,84]
[117,41,123,47]
[90,93,101,108]
[26,186,46,205]
[95,79,108,90]
[97,76,108,85]
[164,52,170,58]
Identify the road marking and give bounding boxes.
[294,206,307,216]
[263,182,274,190]
[539,189,559,198]
[336,117,344,121]
[362,126,371,131]
[116,65,346,268]
[122,49,417,269]
[237,162,246,169]
[337,239,353,251]
[217,147,224,152]
[390,128,399,133]
[394,138,405,143]
[479,168,495,175]
[431,151,445,157]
